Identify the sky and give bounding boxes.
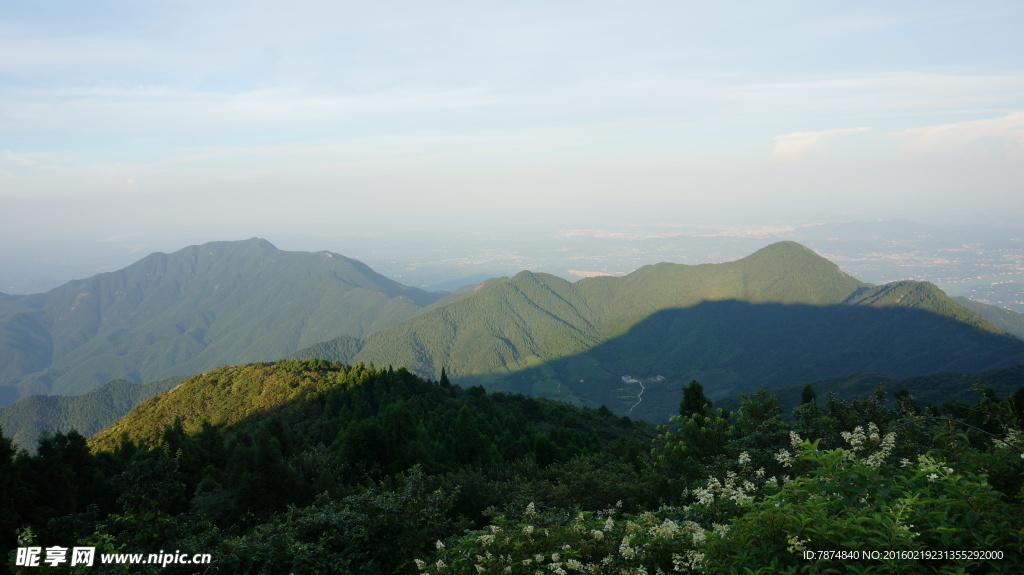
[2,1,1024,289]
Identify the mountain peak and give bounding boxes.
[0,238,439,400]
[745,241,824,261]
[242,237,277,250]
[193,237,278,253]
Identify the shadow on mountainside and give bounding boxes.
[462,299,1024,424]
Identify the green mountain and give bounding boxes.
[0,377,179,450]
[953,296,1024,340]
[285,334,363,364]
[0,238,442,402]
[339,242,1023,422]
[350,242,867,374]
[88,360,645,466]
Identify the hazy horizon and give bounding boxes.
[3,1,1023,292]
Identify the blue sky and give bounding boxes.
[2,1,1023,251]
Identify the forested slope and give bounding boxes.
[4,359,1021,574]
[346,242,1022,422]
[0,377,179,450]
[0,238,442,401]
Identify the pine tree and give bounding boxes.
[801,384,817,405]
[679,380,711,417]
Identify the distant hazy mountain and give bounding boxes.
[0,238,442,403]
[0,377,179,450]
[340,242,1023,422]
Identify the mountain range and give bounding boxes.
[301,241,1024,421]
[2,238,1023,447]
[0,238,442,403]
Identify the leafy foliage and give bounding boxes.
[424,388,1024,574]
[4,360,1022,574]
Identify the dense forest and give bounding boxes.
[3,360,1022,573]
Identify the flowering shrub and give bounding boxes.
[702,438,1023,573]
[421,423,1024,574]
[416,501,715,574]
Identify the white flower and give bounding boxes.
[790,431,803,450]
[436,540,445,551]
[786,535,808,553]
[619,535,636,559]
[694,486,714,505]
[738,451,751,465]
[649,518,680,539]
[414,559,427,571]
[775,448,795,468]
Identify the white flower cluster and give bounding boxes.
[790,431,803,450]
[619,535,637,559]
[863,431,896,467]
[672,549,705,572]
[841,422,882,452]
[648,518,681,539]
[695,472,757,505]
[786,535,809,553]
[774,448,795,468]
[994,428,1024,458]
[840,423,896,467]
[420,505,719,575]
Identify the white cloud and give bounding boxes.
[772,127,871,161]
[893,111,1024,156]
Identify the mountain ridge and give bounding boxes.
[0,238,443,402]
[332,241,1022,422]
[6,238,1021,433]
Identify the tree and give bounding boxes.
[801,384,817,406]
[679,380,711,417]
